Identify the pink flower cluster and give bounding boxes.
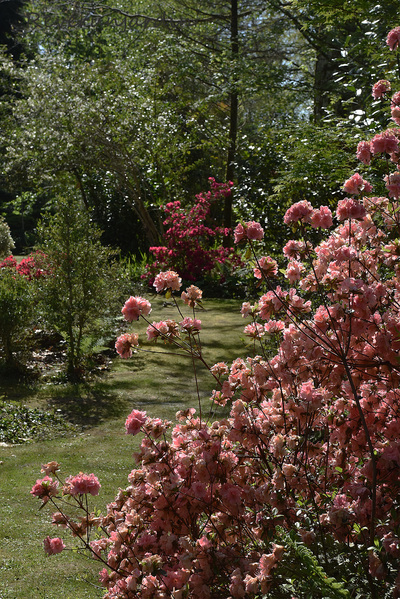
[336,198,367,221]
[343,172,372,195]
[146,319,179,342]
[43,536,65,556]
[372,79,391,99]
[30,476,59,504]
[115,333,139,359]
[284,201,333,229]
[385,172,400,198]
[64,473,101,496]
[181,285,203,307]
[153,270,182,293]
[121,296,152,322]
[387,26,400,50]
[253,255,278,279]
[180,317,202,333]
[233,221,264,243]
[125,409,147,435]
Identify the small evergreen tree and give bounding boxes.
[37,195,117,380]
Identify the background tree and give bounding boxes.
[2,0,398,259]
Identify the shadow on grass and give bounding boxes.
[48,383,130,427]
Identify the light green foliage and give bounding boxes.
[36,195,118,380]
[0,215,15,258]
[0,266,33,367]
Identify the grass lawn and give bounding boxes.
[0,297,247,599]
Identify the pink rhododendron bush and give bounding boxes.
[143,178,243,285]
[32,30,400,599]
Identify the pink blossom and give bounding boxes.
[246,221,264,240]
[284,200,314,225]
[115,333,139,359]
[125,409,147,435]
[180,317,202,333]
[244,322,265,338]
[43,536,65,555]
[254,255,278,279]
[121,296,152,322]
[283,239,309,259]
[286,260,303,283]
[41,461,60,475]
[241,302,256,318]
[391,105,400,125]
[146,319,178,341]
[336,198,367,221]
[99,568,111,586]
[146,320,168,341]
[259,544,284,577]
[310,206,333,229]
[234,221,264,243]
[372,79,391,99]
[370,132,399,155]
[264,320,285,335]
[153,270,182,293]
[64,472,101,496]
[369,551,386,579]
[384,172,400,198]
[387,27,400,51]
[181,285,203,307]
[31,476,59,502]
[343,173,372,195]
[391,92,400,108]
[210,361,229,376]
[356,141,372,165]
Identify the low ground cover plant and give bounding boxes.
[31,27,400,599]
[0,400,76,444]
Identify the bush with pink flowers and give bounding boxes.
[31,27,400,599]
[142,178,243,289]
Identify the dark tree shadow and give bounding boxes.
[48,384,131,427]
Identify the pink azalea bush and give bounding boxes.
[31,28,400,599]
[143,178,243,284]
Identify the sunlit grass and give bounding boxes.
[0,296,247,598]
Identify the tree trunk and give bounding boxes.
[224,0,238,244]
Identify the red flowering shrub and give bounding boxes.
[143,178,243,284]
[31,28,400,599]
[0,250,51,280]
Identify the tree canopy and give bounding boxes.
[0,0,398,252]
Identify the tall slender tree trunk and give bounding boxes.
[224,0,238,243]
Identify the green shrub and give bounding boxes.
[0,216,15,259]
[36,196,119,380]
[0,267,34,367]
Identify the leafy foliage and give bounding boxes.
[36,195,118,380]
[0,265,34,367]
[0,399,75,444]
[0,215,15,258]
